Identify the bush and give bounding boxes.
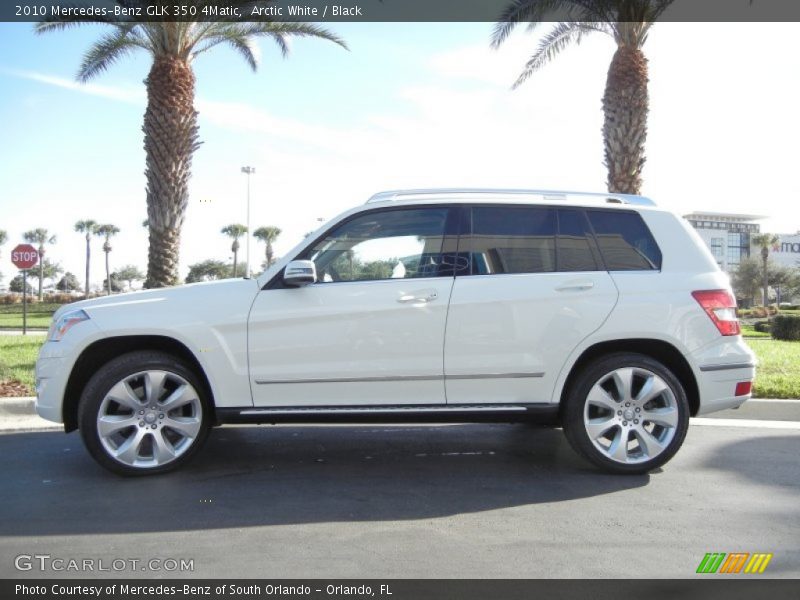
[753,320,771,333]
[772,315,800,341]
[44,292,77,305]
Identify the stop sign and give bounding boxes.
[11,244,39,270]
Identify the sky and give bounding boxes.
[1,21,799,290]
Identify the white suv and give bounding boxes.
[36,189,756,476]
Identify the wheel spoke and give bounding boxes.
[97,415,138,438]
[642,406,679,428]
[160,384,198,412]
[587,385,619,412]
[633,428,665,458]
[610,368,634,403]
[144,371,167,404]
[608,428,629,462]
[585,417,617,441]
[152,431,177,464]
[636,375,668,405]
[106,380,142,411]
[163,415,201,439]
[113,428,147,464]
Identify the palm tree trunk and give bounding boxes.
[84,235,91,299]
[602,46,649,195]
[105,250,111,296]
[142,56,200,288]
[762,248,769,306]
[232,250,238,278]
[37,245,44,301]
[266,242,274,267]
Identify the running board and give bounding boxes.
[215,404,560,425]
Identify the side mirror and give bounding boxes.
[283,260,317,287]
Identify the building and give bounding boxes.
[683,212,763,272]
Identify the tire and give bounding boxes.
[78,351,211,476]
[562,352,690,475]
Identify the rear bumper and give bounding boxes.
[692,338,757,416]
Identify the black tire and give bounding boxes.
[562,352,690,475]
[78,350,212,476]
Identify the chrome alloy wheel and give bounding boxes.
[96,370,203,469]
[582,367,679,465]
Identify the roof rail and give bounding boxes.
[366,188,656,207]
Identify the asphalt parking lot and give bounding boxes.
[0,419,798,579]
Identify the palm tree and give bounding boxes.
[23,228,56,300]
[74,220,98,298]
[253,226,282,268]
[492,0,674,194]
[0,229,7,256]
[752,233,779,306]
[221,224,248,277]
[36,4,347,288]
[95,224,120,295]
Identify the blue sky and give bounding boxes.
[1,21,799,289]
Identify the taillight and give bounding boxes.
[692,290,741,336]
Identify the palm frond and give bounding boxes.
[512,21,602,88]
[77,27,146,82]
[491,0,580,49]
[241,22,348,52]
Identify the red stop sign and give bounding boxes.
[11,244,39,270]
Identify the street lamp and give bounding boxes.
[241,166,255,278]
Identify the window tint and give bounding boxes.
[586,210,662,270]
[302,208,451,282]
[557,209,599,272]
[465,207,557,274]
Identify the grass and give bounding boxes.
[740,323,771,339]
[1,334,799,399]
[747,338,800,399]
[0,334,45,393]
[0,302,61,329]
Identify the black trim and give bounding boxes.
[698,362,755,372]
[215,404,560,425]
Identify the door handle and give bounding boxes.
[555,282,594,292]
[397,291,438,303]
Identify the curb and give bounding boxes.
[1,396,799,433]
[0,397,62,432]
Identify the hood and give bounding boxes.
[53,278,260,319]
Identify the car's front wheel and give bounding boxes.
[562,352,690,474]
[78,351,211,476]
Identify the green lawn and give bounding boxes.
[740,323,771,339]
[0,334,46,393]
[0,302,61,329]
[1,334,799,399]
[747,339,800,399]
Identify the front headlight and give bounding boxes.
[48,310,90,342]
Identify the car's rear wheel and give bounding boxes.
[78,351,211,476]
[562,352,690,474]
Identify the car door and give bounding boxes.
[444,205,619,404]
[248,206,459,407]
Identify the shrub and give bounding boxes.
[44,292,77,305]
[753,320,771,333]
[1,294,21,305]
[772,315,800,341]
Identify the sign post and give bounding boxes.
[10,244,40,335]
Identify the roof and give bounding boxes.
[366,188,657,207]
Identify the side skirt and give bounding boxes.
[215,404,560,426]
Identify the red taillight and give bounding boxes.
[735,381,752,396]
[692,290,741,336]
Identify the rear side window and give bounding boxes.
[557,209,600,271]
[586,209,662,270]
[465,206,557,274]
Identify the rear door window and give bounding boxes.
[586,209,662,270]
